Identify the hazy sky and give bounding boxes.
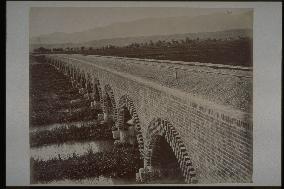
[30,7,251,38]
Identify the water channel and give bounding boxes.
[30,60,185,185]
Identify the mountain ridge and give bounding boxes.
[30,11,253,45]
[30,28,252,52]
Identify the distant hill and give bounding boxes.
[30,11,253,45]
[85,28,252,47]
[30,29,252,52]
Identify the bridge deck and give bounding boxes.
[53,54,252,113]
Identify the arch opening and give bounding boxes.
[115,95,145,179]
[149,135,185,184]
[141,118,197,184]
[114,96,145,181]
[117,105,137,145]
[93,84,101,102]
[102,85,117,124]
[103,93,115,122]
[86,81,93,94]
[115,95,144,155]
[85,74,93,94]
[89,79,103,120]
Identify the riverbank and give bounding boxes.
[31,144,143,183]
[30,63,99,127]
[30,122,113,148]
[30,60,143,184]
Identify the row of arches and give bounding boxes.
[47,56,197,184]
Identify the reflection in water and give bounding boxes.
[30,140,113,161]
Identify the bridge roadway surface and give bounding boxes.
[52,54,252,113]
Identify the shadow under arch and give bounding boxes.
[66,65,72,77]
[73,68,82,84]
[117,94,144,156]
[90,77,103,104]
[102,84,118,122]
[84,72,93,93]
[79,70,87,88]
[145,118,197,184]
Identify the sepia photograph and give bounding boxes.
[28,7,253,185]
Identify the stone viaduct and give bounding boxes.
[38,54,253,184]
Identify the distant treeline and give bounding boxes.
[33,37,252,67]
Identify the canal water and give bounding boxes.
[30,62,138,184]
[30,62,185,185]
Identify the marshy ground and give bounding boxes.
[30,58,142,184]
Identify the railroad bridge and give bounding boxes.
[36,54,253,184]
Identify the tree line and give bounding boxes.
[32,36,252,67]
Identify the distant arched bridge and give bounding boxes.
[36,54,253,184]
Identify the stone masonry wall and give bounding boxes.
[49,55,253,184]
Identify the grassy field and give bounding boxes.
[89,37,252,67]
[31,144,142,183]
[30,122,113,147]
[30,63,100,127]
[35,37,252,67]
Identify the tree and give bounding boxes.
[155,40,163,47]
[180,39,186,44]
[149,40,154,47]
[185,37,190,43]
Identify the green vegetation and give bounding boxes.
[31,144,143,183]
[33,37,252,67]
[30,123,113,147]
[30,63,100,127]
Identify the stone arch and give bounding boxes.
[102,84,118,122]
[63,63,68,76]
[55,59,61,69]
[92,78,102,102]
[74,68,81,82]
[84,72,93,93]
[66,66,71,76]
[57,61,62,71]
[80,71,87,87]
[117,95,144,155]
[71,66,75,77]
[145,118,197,184]
[71,68,84,91]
